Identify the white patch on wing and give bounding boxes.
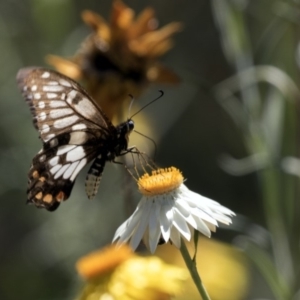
[31,85,37,91]
[49,100,66,108]
[38,112,46,121]
[39,155,46,162]
[56,145,76,156]
[54,163,70,179]
[69,132,88,144]
[63,161,80,179]
[43,85,65,92]
[47,93,57,99]
[38,101,45,109]
[50,108,73,119]
[50,164,61,174]
[49,138,58,147]
[59,79,72,87]
[70,158,87,181]
[72,97,98,120]
[45,133,55,141]
[48,156,59,167]
[34,93,41,99]
[41,124,50,133]
[72,123,87,130]
[53,115,79,128]
[47,81,58,85]
[66,90,77,102]
[41,72,50,78]
[66,146,86,162]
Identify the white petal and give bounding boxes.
[170,226,181,248]
[191,208,218,226]
[179,184,190,193]
[165,199,174,222]
[159,200,173,242]
[185,189,234,215]
[113,201,146,243]
[193,217,211,237]
[113,213,137,241]
[180,185,235,222]
[210,203,235,215]
[116,221,136,243]
[113,219,129,240]
[180,212,198,229]
[130,200,152,250]
[204,221,216,232]
[148,203,162,253]
[210,213,233,225]
[175,198,192,217]
[172,208,191,241]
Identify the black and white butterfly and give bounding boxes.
[17,67,135,211]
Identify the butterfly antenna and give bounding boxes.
[130,90,164,119]
[127,94,135,119]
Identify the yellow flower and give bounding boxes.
[113,167,235,253]
[76,245,188,300]
[156,239,249,300]
[47,0,182,121]
[109,257,187,300]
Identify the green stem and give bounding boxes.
[180,240,211,300]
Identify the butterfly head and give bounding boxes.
[116,119,134,142]
[126,119,135,132]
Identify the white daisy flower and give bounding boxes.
[113,167,235,253]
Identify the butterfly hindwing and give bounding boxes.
[27,132,99,210]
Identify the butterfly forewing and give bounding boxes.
[17,67,113,142]
[17,67,134,211]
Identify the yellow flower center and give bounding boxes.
[138,167,184,196]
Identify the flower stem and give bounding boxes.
[180,240,211,300]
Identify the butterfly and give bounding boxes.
[17,67,135,211]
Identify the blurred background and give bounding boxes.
[1,0,300,299]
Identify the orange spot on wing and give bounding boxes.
[56,191,65,202]
[43,194,53,203]
[32,170,39,179]
[35,192,43,200]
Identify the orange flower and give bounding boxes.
[75,245,188,300]
[47,0,182,121]
[76,244,134,280]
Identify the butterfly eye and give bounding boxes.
[127,120,134,131]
